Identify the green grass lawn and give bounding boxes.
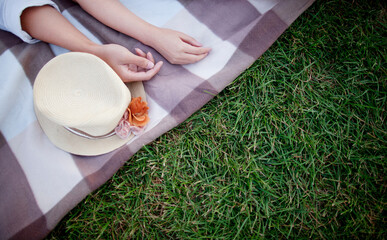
[47,0,386,239]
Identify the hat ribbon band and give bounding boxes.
[64,127,115,140]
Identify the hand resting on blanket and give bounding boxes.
[91,44,163,82]
[19,0,210,82]
[147,28,211,65]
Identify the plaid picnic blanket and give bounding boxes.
[0,0,314,239]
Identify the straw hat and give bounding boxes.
[33,52,147,156]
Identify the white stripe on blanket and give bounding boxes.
[9,121,84,214]
[164,9,237,79]
[248,0,280,13]
[138,95,169,138]
[119,0,183,27]
[0,50,35,140]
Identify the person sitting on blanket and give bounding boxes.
[0,0,211,82]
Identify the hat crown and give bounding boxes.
[34,52,130,136]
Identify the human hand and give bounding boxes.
[92,44,163,82]
[149,28,211,65]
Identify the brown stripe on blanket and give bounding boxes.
[0,31,23,55]
[0,131,6,149]
[9,216,48,240]
[206,49,255,93]
[10,43,55,85]
[127,114,183,150]
[144,62,209,113]
[238,10,288,60]
[169,81,218,124]
[178,0,261,42]
[52,0,77,12]
[0,137,48,240]
[272,0,315,26]
[74,151,132,191]
[71,148,133,191]
[65,5,139,49]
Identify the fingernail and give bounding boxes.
[146,61,154,69]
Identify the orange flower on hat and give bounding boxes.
[128,97,150,127]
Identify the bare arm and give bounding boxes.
[74,0,211,64]
[21,5,95,52]
[21,5,162,82]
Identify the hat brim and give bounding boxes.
[35,81,146,156]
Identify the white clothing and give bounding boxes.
[0,0,60,43]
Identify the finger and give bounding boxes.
[136,52,155,72]
[125,61,163,82]
[183,44,212,55]
[135,48,147,58]
[146,52,155,63]
[133,48,152,71]
[129,54,154,70]
[179,53,209,65]
[135,49,147,72]
[179,33,203,47]
[122,61,163,82]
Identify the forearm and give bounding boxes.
[74,0,158,46]
[21,5,99,53]
[74,0,210,65]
